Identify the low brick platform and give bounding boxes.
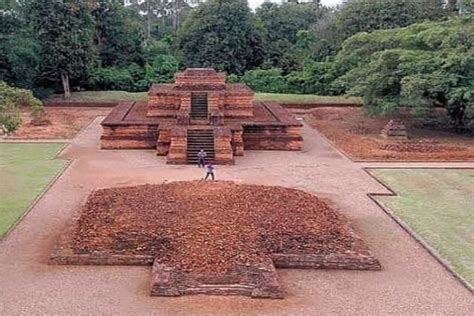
[100,68,303,164]
[101,101,303,160]
[51,226,380,298]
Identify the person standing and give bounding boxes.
[197,149,207,168]
[204,162,215,180]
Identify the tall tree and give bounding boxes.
[332,15,474,127]
[93,0,145,67]
[0,2,41,89]
[129,0,191,43]
[29,0,95,98]
[335,0,446,40]
[256,2,325,70]
[177,0,264,74]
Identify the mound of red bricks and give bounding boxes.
[52,181,380,298]
[72,181,374,272]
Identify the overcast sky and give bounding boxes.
[248,0,343,10]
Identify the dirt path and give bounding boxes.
[0,118,472,315]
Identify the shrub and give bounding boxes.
[0,81,44,133]
[144,55,179,84]
[241,68,289,93]
[88,67,134,91]
[227,74,240,83]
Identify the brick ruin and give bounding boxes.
[49,181,381,299]
[101,68,303,164]
[381,119,408,139]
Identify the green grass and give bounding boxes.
[371,169,474,287]
[0,143,67,238]
[46,90,363,105]
[254,93,362,105]
[47,91,147,103]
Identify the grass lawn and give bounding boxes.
[371,169,474,287]
[254,93,362,105]
[0,143,68,238]
[46,90,363,105]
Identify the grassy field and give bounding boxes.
[371,169,474,287]
[46,90,363,105]
[254,93,362,105]
[0,143,67,238]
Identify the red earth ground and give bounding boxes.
[10,107,111,139]
[305,107,474,161]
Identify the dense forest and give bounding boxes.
[0,0,473,127]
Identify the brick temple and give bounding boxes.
[101,68,303,164]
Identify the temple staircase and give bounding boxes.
[187,129,215,164]
[190,93,208,120]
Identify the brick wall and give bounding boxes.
[101,125,158,149]
[214,127,234,164]
[166,127,187,164]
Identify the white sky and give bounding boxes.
[248,0,343,10]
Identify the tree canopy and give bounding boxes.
[333,16,474,125]
[177,0,264,74]
[29,0,95,98]
[1,0,472,129]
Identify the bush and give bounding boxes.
[227,74,240,83]
[0,101,22,133]
[0,81,44,133]
[241,68,289,93]
[88,67,134,91]
[286,61,339,95]
[144,55,179,84]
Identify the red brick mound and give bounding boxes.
[72,181,366,273]
[52,181,380,298]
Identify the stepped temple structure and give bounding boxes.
[101,68,303,164]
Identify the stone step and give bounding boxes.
[188,148,214,151]
[188,137,214,143]
[187,125,214,163]
[188,133,214,136]
[188,140,213,142]
[188,142,213,144]
[188,149,214,151]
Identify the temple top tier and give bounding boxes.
[174,68,227,90]
[147,68,255,119]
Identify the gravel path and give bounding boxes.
[0,117,472,315]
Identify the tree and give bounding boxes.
[332,15,474,127]
[29,0,95,99]
[93,1,145,67]
[177,0,264,74]
[0,2,41,89]
[128,0,191,42]
[459,0,474,15]
[334,0,446,40]
[256,2,324,70]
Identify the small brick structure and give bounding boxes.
[101,68,303,164]
[381,119,408,139]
